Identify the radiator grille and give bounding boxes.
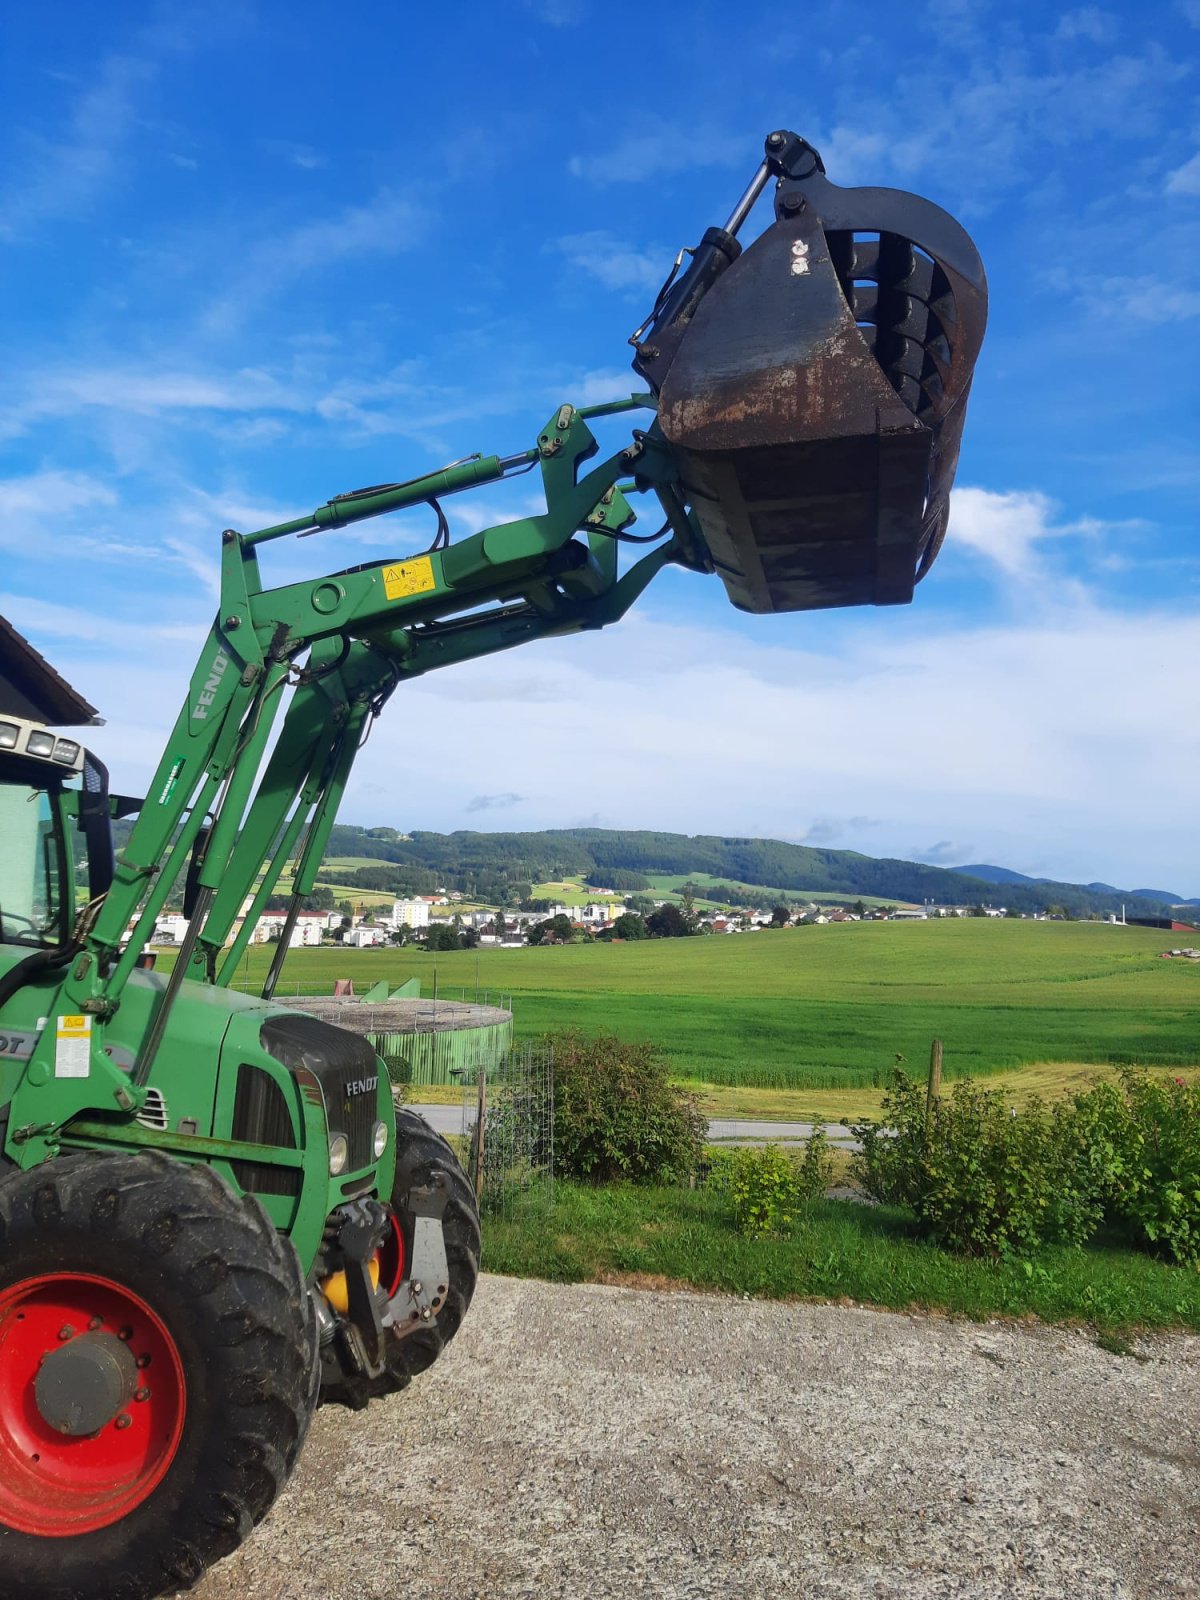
[259,1012,380,1174]
[230,1062,300,1197]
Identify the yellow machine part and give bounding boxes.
[321,1258,380,1315]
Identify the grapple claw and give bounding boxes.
[632,137,987,614]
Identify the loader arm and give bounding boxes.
[8,402,695,1151]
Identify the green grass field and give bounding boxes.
[216,919,1198,1090]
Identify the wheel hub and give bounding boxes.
[35,1332,138,1437]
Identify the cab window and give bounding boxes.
[0,781,66,947]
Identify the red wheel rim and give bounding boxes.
[377,1210,406,1299]
[0,1273,187,1537]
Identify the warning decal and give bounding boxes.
[55,1014,92,1079]
[382,557,437,600]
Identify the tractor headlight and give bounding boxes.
[328,1132,349,1176]
[373,1119,389,1159]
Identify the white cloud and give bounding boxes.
[0,53,154,239]
[555,231,666,293]
[15,532,1198,894]
[1166,152,1200,195]
[202,190,427,334]
[1055,8,1118,42]
[331,599,1200,894]
[947,487,1106,586]
[0,470,116,547]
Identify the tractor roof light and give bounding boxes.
[0,716,87,770]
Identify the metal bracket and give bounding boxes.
[382,1216,449,1340]
[382,1174,451,1341]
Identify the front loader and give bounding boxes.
[0,131,985,1599]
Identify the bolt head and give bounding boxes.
[767,131,786,148]
[135,1386,151,1403]
[782,192,805,213]
[114,1414,132,1431]
[88,1316,103,1331]
[58,1325,75,1341]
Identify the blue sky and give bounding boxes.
[2,1,1197,893]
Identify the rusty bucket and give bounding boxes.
[632,134,987,614]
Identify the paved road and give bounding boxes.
[411,1104,859,1148]
[194,1274,1200,1600]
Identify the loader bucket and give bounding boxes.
[634,141,987,614]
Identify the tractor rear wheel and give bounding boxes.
[324,1107,480,1408]
[0,1150,318,1600]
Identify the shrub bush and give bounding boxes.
[547,1029,707,1184]
[854,1066,1200,1263]
[1072,1071,1200,1265]
[854,1070,1099,1257]
[709,1133,834,1238]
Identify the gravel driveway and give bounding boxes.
[195,1275,1200,1600]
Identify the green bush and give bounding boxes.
[854,1066,1200,1263]
[709,1133,834,1237]
[854,1070,1098,1257]
[547,1029,707,1184]
[1072,1071,1200,1265]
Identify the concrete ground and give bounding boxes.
[194,1274,1200,1600]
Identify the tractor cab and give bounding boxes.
[0,714,113,966]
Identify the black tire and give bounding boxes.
[0,1150,319,1600]
[324,1107,480,1408]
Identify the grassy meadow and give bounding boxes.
[213,918,1199,1095]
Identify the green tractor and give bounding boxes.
[0,132,985,1598]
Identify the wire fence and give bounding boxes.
[459,1042,555,1219]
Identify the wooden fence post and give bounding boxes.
[926,1037,943,1121]
[474,1067,486,1206]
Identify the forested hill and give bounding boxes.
[322,825,1179,919]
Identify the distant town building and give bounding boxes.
[392,898,431,929]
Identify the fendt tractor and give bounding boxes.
[0,132,984,1598]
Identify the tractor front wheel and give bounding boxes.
[0,1150,318,1600]
[324,1107,480,1408]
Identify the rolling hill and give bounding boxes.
[321,825,1185,919]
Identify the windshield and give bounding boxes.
[0,779,67,947]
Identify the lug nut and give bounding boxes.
[58,1325,75,1341]
[135,1387,152,1403]
[118,1326,133,1342]
[114,1414,132,1431]
[88,1316,103,1331]
[136,1353,152,1369]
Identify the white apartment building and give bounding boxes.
[392,898,431,929]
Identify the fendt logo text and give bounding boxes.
[192,650,230,720]
[343,1076,378,1097]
